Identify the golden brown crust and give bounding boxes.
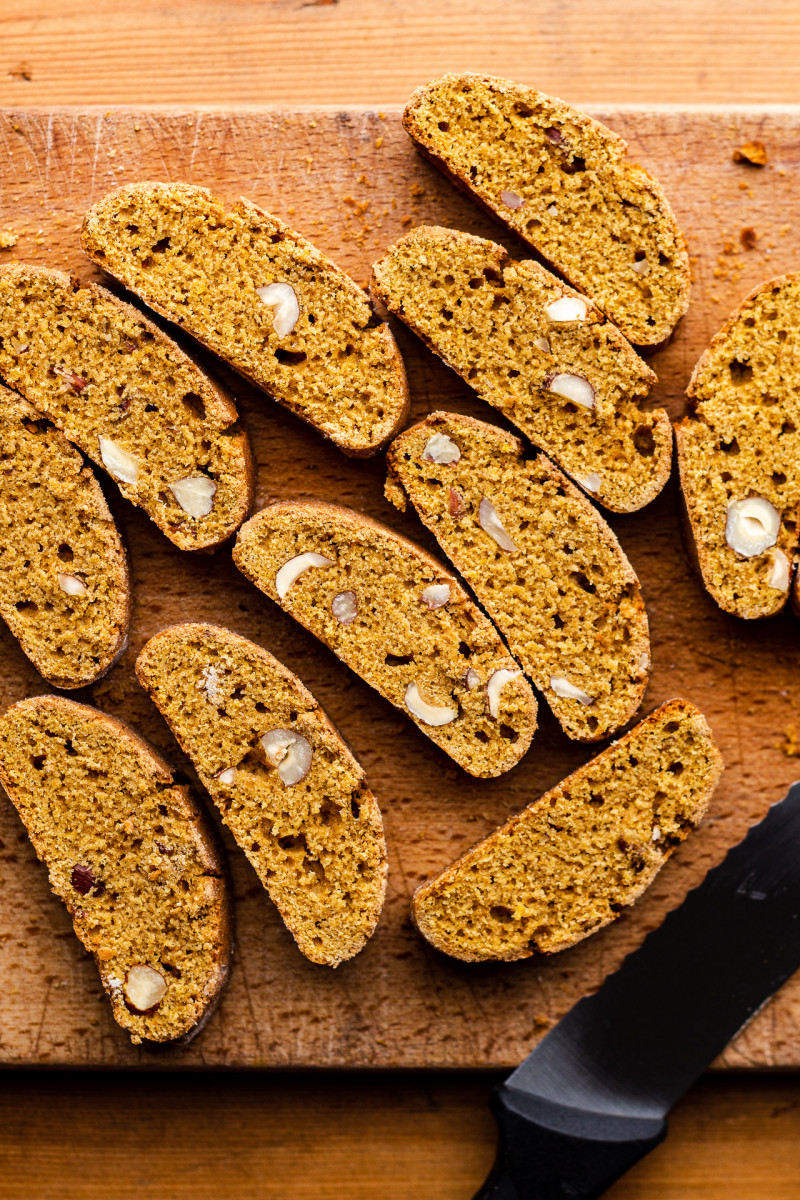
[403,74,691,348]
[0,386,131,688]
[81,182,410,457]
[0,261,254,551]
[233,498,539,778]
[412,699,723,962]
[136,622,388,967]
[371,224,671,513]
[386,410,650,741]
[0,695,232,1043]
[677,272,800,619]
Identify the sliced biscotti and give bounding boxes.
[0,696,231,1043]
[677,273,800,619]
[136,623,387,967]
[386,412,649,741]
[233,500,538,778]
[413,699,722,962]
[0,263,253,550]
[0,387,130,688]
[403,74,691,347]
[81,182,409,456]
[372,225,670,512]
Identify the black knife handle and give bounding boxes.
[473,1083,667,1200]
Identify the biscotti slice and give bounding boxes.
[372,225,670,512]
[0,263,253,550]
[0,696,231,1043]
[676,273,800,619]
[81,182,409,456]
[413,699,722,962]
[0,387,130,688]
[403,74,691,347]
[386,411,649,741]
[233,500,538,778]
[136,623,387,966]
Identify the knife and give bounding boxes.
[474,781,800,1200]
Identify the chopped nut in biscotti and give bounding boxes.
[256,282,300,337]
[478,497,519,552]
[124,963,168,1013]
[169,476,217,519]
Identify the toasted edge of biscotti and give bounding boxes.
[135,621,388,966]
[80,181,410,457]
[677,272,800,619]
[372,224,672,514]
[411,698,723,962]
[385,409,650,741]
[0,261,255,551]
[402,73,691,348]
[0,695,232,1043]
[0,387,131,688]
[232,498,539,778]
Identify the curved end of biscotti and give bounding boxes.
[136,619,388,967]
[0,695,233,1043]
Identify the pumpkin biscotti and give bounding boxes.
[413,699,722,962]
[0,387,130,688]
[136,623,387,967]
[403,74,691,347]
[386,412,649,741]
[372,225,670,512]
[0,263,253,550]
[677,273,800,619]
[81,182,409,456]
[0,696,231,1043]
[233,500,538,778]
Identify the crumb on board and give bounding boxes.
[780,725,800,757]
[733,140,768,167]
[0,230,18,249]
[740,226,758,250]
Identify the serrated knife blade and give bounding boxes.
[473,781,800,1200]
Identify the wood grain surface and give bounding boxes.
[5,0,800,107]
[1,1069,799,1200]
[1,104,800,1070]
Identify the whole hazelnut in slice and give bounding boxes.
[725,497,780,558]
[124,964,168,1014]
[256,282,300,338]
[260,729,313,785]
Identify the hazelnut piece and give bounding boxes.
[422,432,461,464]
[579,472,601,494]
[124,964,168,1014]
[767,547,790,591]
[169,476,217,519]
[544,295,588,322]
[332,590,359,624]
[486,668,521,718]
[404,681,458,727]
[275,551,334,599]
[725,497,780,558]
[58,573,87,596]
[500,189,524,209]
[478,497,519,552]
[98,435,139,485]
[215,766,237,785]
[421,583,451,609]
[550,675,593,705]
[545,373,596,409]
[256,282,300,337]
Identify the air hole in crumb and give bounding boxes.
[275,348,307,366]
[385,652,414,667]
[151,237,171,254]
[667,761,684,776]
[458,641,472,658]
[588,792,604,807]
[32,755,45,770]
[633,425,655,457]
[773,471,787,486]
[182,392,206,420]
[490,905,512,923]
[438,120,450,131]
[255,701,267,713]
[15,600,37,613]
[499,724,518,743]
[729,360,753,385]
[571,571,595,594]
[475,730,489,743]
[664,721,679,732]
[57,543,74,562]
[720,437,740,455]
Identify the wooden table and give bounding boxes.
[2,3,800,1197]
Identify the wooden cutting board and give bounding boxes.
[1,104,799,1069]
